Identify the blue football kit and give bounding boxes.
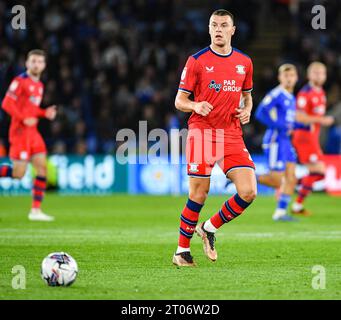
[255,85,297,171]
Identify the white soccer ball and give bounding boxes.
[41,252,78,286]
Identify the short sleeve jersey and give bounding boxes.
[295,83,326,137]
[178,46,253,137]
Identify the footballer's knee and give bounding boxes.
[189,188,208,205]
[12,164,27,179]
[238,186,257,203]
[316,166,326,176]
[309,162,325,175]
[36,164,47,177]
[33,161,47,177]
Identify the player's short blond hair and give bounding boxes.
[307,61,326,73]
[278,64,297,75]
[27,49,46,59]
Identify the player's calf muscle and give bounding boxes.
[284,173,296,188]
[258,173,282,188]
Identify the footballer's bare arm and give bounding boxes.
[235,92,253,125]
[175,90,213,117]
[296,111,334,126]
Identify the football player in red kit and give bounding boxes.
[173,9,256,266]
[292,62,334,216]
[0,50,57,221]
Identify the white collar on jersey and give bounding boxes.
[209,45,233,57]
[277,85,294,99]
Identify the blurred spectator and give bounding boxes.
[0,138,6,157]
[0,0,339,155]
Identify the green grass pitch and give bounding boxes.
[0,193,340,300]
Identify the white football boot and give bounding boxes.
[28,208,55,221]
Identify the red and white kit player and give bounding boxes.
[0,50,57,221]
[292,62,334,216]
[173,9,257,267]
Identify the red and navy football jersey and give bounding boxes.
[295,83,327,137]
[2,72,45,136]
[178,46,253,137]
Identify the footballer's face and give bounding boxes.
[308,65,327,87]
[26,54,46,76]
[279,70,298,90]
[209,15,235,47]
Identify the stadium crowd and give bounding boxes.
[0,0,340,155]
[254,0,341,154]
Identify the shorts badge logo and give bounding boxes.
[29,96,42,106]
[309,154,318,163]
[20,151,28,160]
[189,163,199,173]
[236,65,246,75]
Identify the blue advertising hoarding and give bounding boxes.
[1,154,316,195]
[0,155,127,195]
[128,154,276,195]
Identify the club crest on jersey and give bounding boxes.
[189,163,199,173]
[313,105,325,114]
[236,65,246,75]
[29,96,42,106]
[208,80,222,92]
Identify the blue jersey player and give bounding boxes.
[255,64,298,221]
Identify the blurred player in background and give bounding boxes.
[0,50,57,221]
[255,64,298,221]
[173,9,256,267]
[292,62,334,216]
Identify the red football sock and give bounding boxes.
[32,176,47,209]
[210,193,252,229]
[178,199,203,249]
[296,173,324,204]
[0,165,13,178]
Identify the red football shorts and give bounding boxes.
[9,130,47,161]
[292,130,323,164]
[186,128,255,177]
